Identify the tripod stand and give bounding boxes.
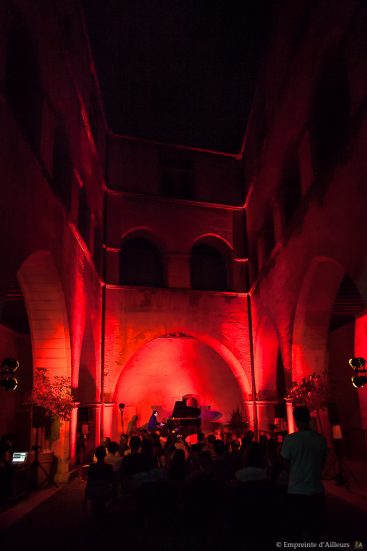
[31,424,58,490]
[324,440,357,492]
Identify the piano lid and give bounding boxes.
[171,400,200,419]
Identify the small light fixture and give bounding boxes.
[0,358,19,391]
[349,357,367,389]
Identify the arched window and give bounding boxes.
[191,243,228,291]
[310,49,351,175]
[4,20,42,152]
[120,237,165,287]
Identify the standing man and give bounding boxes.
[281,406,328,538]
[148,410,159,432]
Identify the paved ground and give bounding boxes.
[0,476,367,551]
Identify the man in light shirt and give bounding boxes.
[281,406,328,538]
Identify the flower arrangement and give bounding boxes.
[27,368,75,421]
[286,371,328,432]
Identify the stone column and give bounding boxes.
[103,402,117,440]
[69,404,80,466]
[285,399,296,434]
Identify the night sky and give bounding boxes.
[83,1,273,153]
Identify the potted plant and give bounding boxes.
[25,368,76,486]
[229,405,249,437]
[286,371,328,434]
[28,367,75,423]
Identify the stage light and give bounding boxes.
[349,357,367,388]
[1,358,19,372]
[0,358,19,391]
[0,375,18,391]
[349,357,366,370]
[351,375,367,389]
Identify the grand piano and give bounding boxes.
[166,399,201,433]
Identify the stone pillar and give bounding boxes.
[103,402,117,440]
[53,418,70,483]
[285,399,296,434]
[92,403,102,447]
[69,404,80,467]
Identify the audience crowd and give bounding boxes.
[85,426,305,547]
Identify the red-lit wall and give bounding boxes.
[113,336,244,434]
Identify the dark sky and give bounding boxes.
[83,1,273,153]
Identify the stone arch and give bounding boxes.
[17,250,71,480]
[111,330,250,437]
[112,329,251,401]
[190,234,233,291]
[120,227,166,287]
[292,256,345,382]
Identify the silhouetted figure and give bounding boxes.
[228,439,243,477]
[105,441,122,498]
[0,434,15,498]
[121,435,144,478]
[168,448,186,484]
[235,442,267,483]
[86,446,113,517]
[281,406,328,539]
[148,410,159,431]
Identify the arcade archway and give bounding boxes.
[110,333,246,438]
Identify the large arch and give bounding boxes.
[111,332,247,438]
[292,256,344,381]
[111,328,250,401]
[17,250,72,480]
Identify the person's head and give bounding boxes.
[95,445,107,462]
[153,410,158,417]
[107,441,119,454]
[198,432,205,443]
[231,439,241,450]
[199,450,212,472]
[207,433,216,445]
[213,439,226,456]
[102,436,111,448]
[246,430,254,441]
[245,442,265,468]
[130,435,142,452]
[293,406,311,429]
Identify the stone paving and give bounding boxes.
[0,477,366,551]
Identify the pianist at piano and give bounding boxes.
[165,398,201,433]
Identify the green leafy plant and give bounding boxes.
[27,368,75,421]
[286,371,328,433]
[229,405,249,437]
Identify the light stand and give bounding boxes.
[119,403,125,434]
[31,408,58,490]
[329,425,357,491]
